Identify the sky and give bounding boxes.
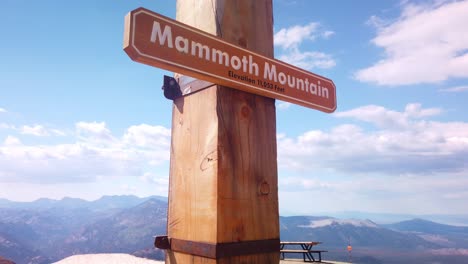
[1,0,467,217]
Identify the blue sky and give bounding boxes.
[1,0,467,217]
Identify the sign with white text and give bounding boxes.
[124,8,336,113]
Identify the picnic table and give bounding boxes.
[280,241,327,262]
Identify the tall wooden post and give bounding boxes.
[166,0,279,263]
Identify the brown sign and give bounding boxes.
[124,7,336,113]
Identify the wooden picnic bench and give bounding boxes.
[280,241,328,262]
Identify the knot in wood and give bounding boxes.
[259,181,270,195]
[238,37,247,48]
[241,105,250,118]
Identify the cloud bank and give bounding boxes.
[278,103,468,175]
[0,122,171,184]
[356,0,468,86]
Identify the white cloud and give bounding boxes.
[120,184,137,192]
[123,124,171,149]
[0,123,171,184]
[337,173,468,196]
[443,191,468,200]
[274,22,336,70]
[404,103,442,118]
[277,0,298,6]
[76,121,111,135]
[439,85,468,92]
[279,177,332,191]
[274,22,319,49]
[279,172,468,215]
[139,172,170,195]
[278,48,336,70]
[0,123,14,130]
[365,15,389,29]
[76,121,116,145]
[21,125,50,136]
[123,124,171,166]
[0,108,6,113]
[50,129,66,136]
[322,31,335,39]
[334,103,442,129]
[277,102,292,110]
[278,103,468,175]
[2,124,65,137]
[356,0,468,85]
[0,143,138,183]
[4,136,21,146]
[140,172,169,185]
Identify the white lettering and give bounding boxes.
[278,72,286,85]
[263,62,277,82]
[148,22,331,100]
[242,56,248,73]
[318,81,321,96]
[212,49,229,66]
[150,22,173,48]
[310,82,318,95]
[249,55,259,76]
[296,79,304,90]
[175,36,188,53]
[231,56,242,70]
[191,41,210,60]
[321,85,329,98]
[287,75,295,88]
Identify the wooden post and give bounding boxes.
[166,0,279,263]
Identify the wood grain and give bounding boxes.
[167,0,278,263]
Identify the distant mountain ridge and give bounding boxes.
[280,216,438,250]
[0,195,167,211]
[0,196,167,264]
[385,218,468,234]
[1,195,468,264]
[58,198,167,257]
[327,211,468,226]
[384,218,468,249]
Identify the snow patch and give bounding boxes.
[418,234,451,245]
[430,248,468,256]
[301,218,379,228]
[53,254,164,264]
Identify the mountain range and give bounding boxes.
[1,196,467,264]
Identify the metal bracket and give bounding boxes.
[154,235,280,259]
[154,235,170,250]
[162,75,182,100]
[162,75,214,101]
